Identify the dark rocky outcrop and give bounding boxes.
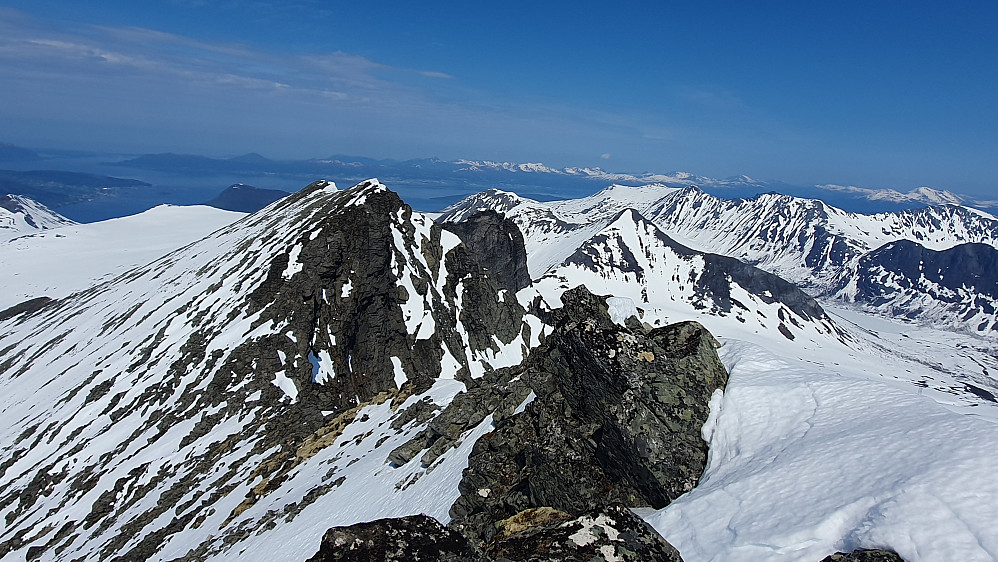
[306,514,486,562]
[237,180,526,420]
[365,285,728,560]
[819,549,905,562]
[307,505,682,562]
[440,210,531,293]
[0,297,53,322]
[447,286,726,548]
[487,504,683,562]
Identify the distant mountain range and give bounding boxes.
[2,141,990,215]
[107,151,993,213]
[442,185,998,335]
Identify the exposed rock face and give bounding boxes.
[819,549,905,562]
[306,514,486,562]
[440,210,531,293]
[307,505,682,562]
[448,286,727,546]
[243,180,526,415]
[849,240,998,332]
[0,297,53,322]
[358,284,727,559]
[486,504,683,562]
[0,180,535,560]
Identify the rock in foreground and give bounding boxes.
[308,505,682,562]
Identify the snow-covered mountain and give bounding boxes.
[3,179,998,561]
[455,160,769,193]
[453,159,994,211]
[0,180,539,560]
[0,194,75,239]
[818,184,967,206]
[0,204,244,310]
[527,209,842,346]
[648,188,998,287]
[837,241,998,333]
[443,185,998,334]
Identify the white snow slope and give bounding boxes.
[646,339,998,562]
[0,204,245,309]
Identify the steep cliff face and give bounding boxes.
[839,241,998,332]
[440,210,531,294]
[0,180,535,561]
[316,286,728,561]
[448,287,726,546]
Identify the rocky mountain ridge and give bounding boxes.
[0,180,539,560]
[443,185,998,334]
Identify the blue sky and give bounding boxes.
[0,1,996,197]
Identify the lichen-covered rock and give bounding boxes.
[306,514,487,562]
[487,504,683,562]
[819,549,905,562]
[447,286,727,545]
[308,506,681,562]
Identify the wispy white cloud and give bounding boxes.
[419,70,453,79]
[0,7,689,167]
[0,10,426,106]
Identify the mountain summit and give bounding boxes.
[0,179,537,560]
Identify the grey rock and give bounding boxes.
[449,286,727,545]
[487,504,683,562]
[819,549,905,562]
[308,505,681,562]
[0,296,54,322]
[305,514,487,562]
[440,210,531,293]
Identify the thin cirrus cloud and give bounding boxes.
[0,15,405,102]
[0,9,484,154]
[0,7,700,168]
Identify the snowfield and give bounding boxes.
[0,204,245,309]
[647,338,998,561]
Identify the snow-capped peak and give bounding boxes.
[0,194,76,239]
